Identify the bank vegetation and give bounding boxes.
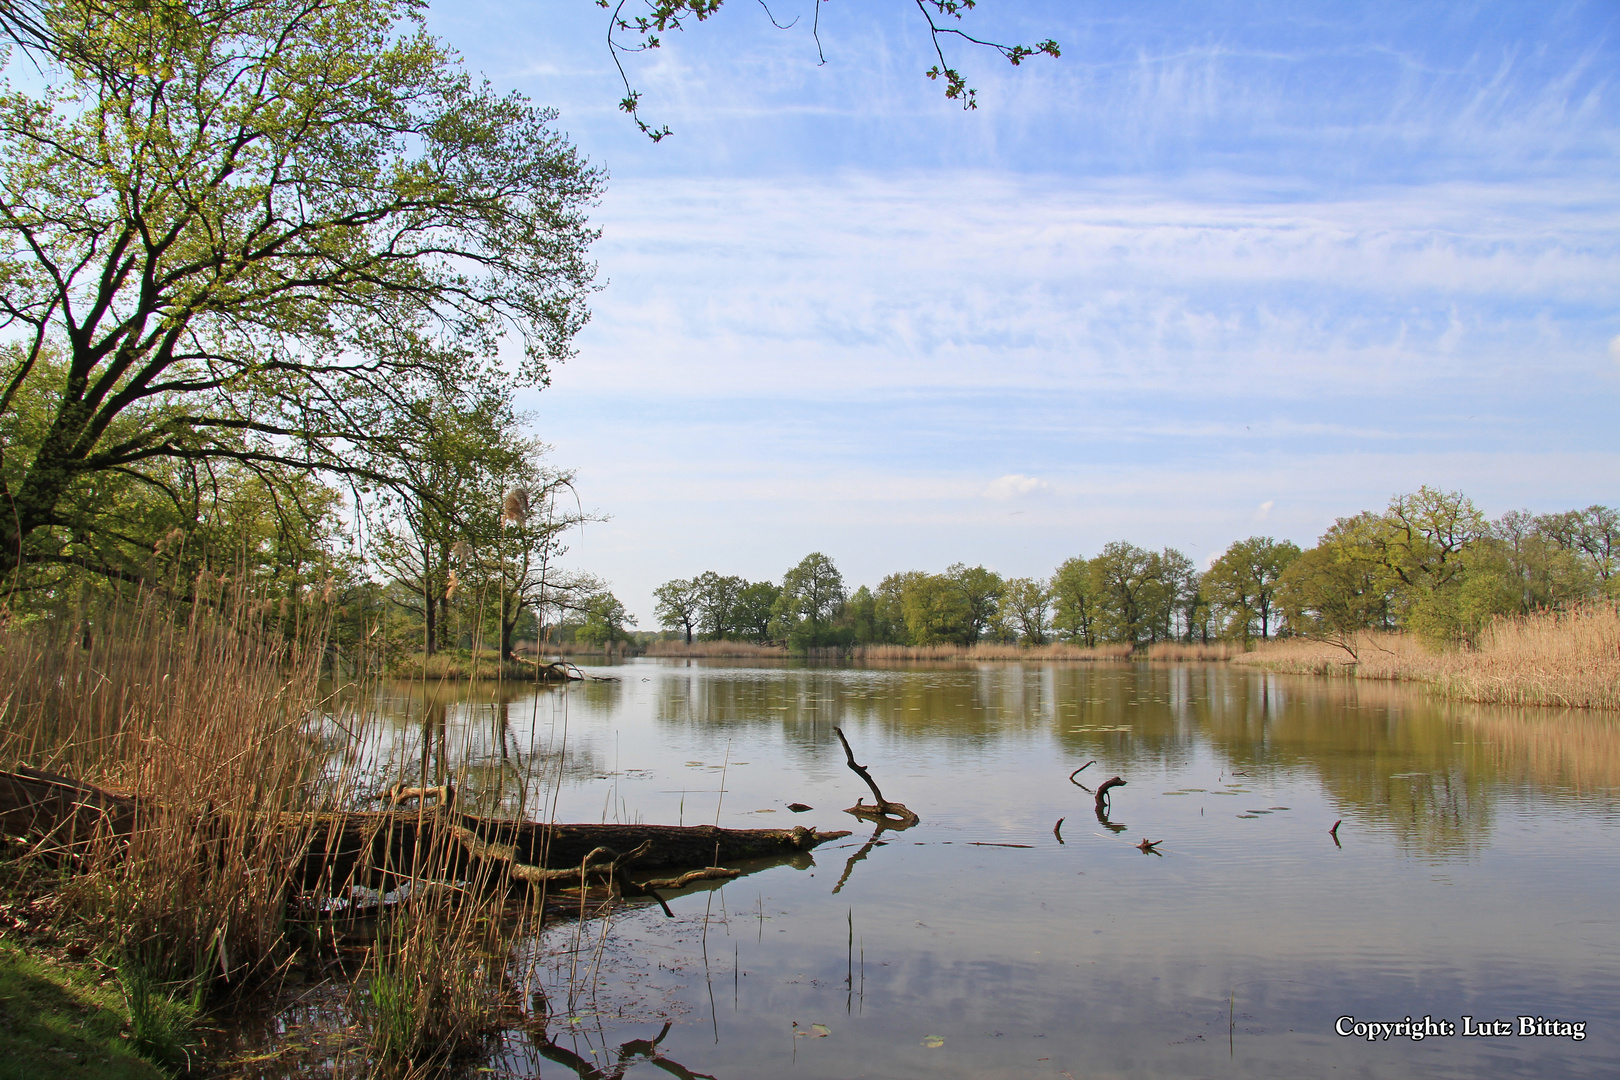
[1237,604,1620,710]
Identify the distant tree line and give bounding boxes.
[653,488,1618,653]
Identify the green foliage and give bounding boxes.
[0,938,166,1080]
[944,563,1004,642]
[1204,536,1301,642]
[116,958,200,1072]
[774,552,847,649]
[1089,542,1166,646]
[732,580,781,643]
[872,572,919,644]
[897,571,971,645]
[576,591,632,646]
[1280,492,1616,651]
[694,571,746,638]
[0,0,602,581]
[1277,513,1398,654]
[364,911,494,1069]
[844,584,882,645]
[1050,556,1098,645]
[653,577,703,643]
[999,576,1051,644]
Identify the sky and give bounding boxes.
[426,1,1620,625]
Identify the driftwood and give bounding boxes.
[833,727,919,828]
[0,767,850,912]
[378,782,455,808]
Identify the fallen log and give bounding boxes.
[0,767,850,899]
[0,765,139,852]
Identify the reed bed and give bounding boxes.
[645,640,788,658]
[1236,605,1620,710]
[0,585,330,991]
[0,586,543,1075]
[393,649,558,681]
[852,641,1135,662]
[525,640,638,659]
[1143,641,1248,661]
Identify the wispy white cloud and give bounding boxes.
[983,474,1050,500]
[428,0,1620,620]
[566,171,1620,402]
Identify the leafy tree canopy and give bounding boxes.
[0,0,602,583]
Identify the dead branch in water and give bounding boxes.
[833,727,919,828]
[1095,776,1126,816]
[1053,817,1065,843]
[1068,761,1095,787]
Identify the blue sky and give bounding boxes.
[428,1,1620,624]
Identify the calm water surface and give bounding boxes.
[335,660,1620,1079]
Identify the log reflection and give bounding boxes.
[524,1019,718,1080]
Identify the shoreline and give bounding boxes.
[631,607,1620,712]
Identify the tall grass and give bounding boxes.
[364,907,509,1072]
[1236,604,1620,709]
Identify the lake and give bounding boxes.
[292,659,1620,1079]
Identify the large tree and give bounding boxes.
[1000,576,1051,645]
[1204,536,1301,642]
[1049,555,1097,646]
[0,0,601,584]
[774,551,846,648]
[653,577,702,644]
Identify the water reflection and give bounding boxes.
[629,662,1620,855]
[507,1019,717,1080]
[280,661,1619,1080]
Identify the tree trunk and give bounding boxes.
[501,599,518,661]
[0,451,74,580]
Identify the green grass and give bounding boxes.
[0,937,167,1080]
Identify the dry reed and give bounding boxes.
[1236,605,1620,710]
[0,583,331,989]
[1143,641,1247,661]
[644,640,788,658]
[0,584,533,1074]
[852,641,1134,662]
